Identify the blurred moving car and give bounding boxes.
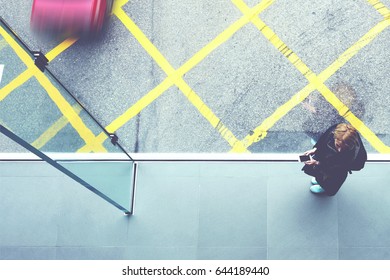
[31,0,114,36]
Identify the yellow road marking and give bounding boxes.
[114,9,177,78]
[0,37,77,101]
[0,35,82,149]
[237,84,317,151]
[178,0,274,77]
[112,0,129,13]
[320,23,390,81]
[0,29,34,102]
[106,78,173,133]
[367,0,390,18]
[0,69,33,102]
[46,38,78,62]
[111,7,244,150]
[0,25,105,152]
[0,26,35,68]
[31,67,107,152]
[315,79,390,153]
[43,0,390,154]
[78,132,107,152]
[177,79,247,150]
[78,0,275,153]
[231,0,390,153]
[31,103,83,149]
[78,78,175,152]
[233,0,314,79]
[4,0,389,154]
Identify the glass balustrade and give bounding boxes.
[0,18,134,214]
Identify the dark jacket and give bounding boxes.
[307,124,360,195]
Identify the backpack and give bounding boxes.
[349,134,367,171]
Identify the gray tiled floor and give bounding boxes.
[0,160,389,260]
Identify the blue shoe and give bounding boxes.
[311,177,318,185]
[310,184,325,194]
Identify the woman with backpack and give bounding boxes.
[301,123,367,196]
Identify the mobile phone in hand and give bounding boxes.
[299,155,311,162]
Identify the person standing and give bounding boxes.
[301,123,366,196]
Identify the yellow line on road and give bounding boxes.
[231,0,315,152]
[178,0,274,77]
[237,84,317,151]
[46,37,78,62]
[31,103,83,149]
[0,69,33,102]
[0,37,77,101]
[177,79,247,150]
[112,0,129,13]
[31,67,107,152]
[0,28,34,101]
[232,0,390,153]
[77,70,176,152]
[0,26,105,152]
[315,0,390,153]
[112,7,246,151]
[314,79,390,152]
[320,22,390,81]
[78,132,108,152]
[115,9,177,77]
[106,78,173,134]
[0,26,35,68]
[233,0,314,80]
[367,0,390,18]
[91,1,274,153]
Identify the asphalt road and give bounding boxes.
[1,0,390,154]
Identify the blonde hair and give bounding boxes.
[333,123,358,150]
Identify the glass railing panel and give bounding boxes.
[59,161,133,210]
[0,38,28,87]
[0,18,134,214]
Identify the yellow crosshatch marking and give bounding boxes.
[0,69,33,102]
[369,0,390,18]
[230,0,390,153]
[31,103,83,149]
[112,2,274,151]
[1,0,390,154]
[79,0,390,154]
[0,26,106,152]
[45,37,78,62]
[78,0,275,153]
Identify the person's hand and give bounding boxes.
[303,147,317,156]
[304,159,320,166]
